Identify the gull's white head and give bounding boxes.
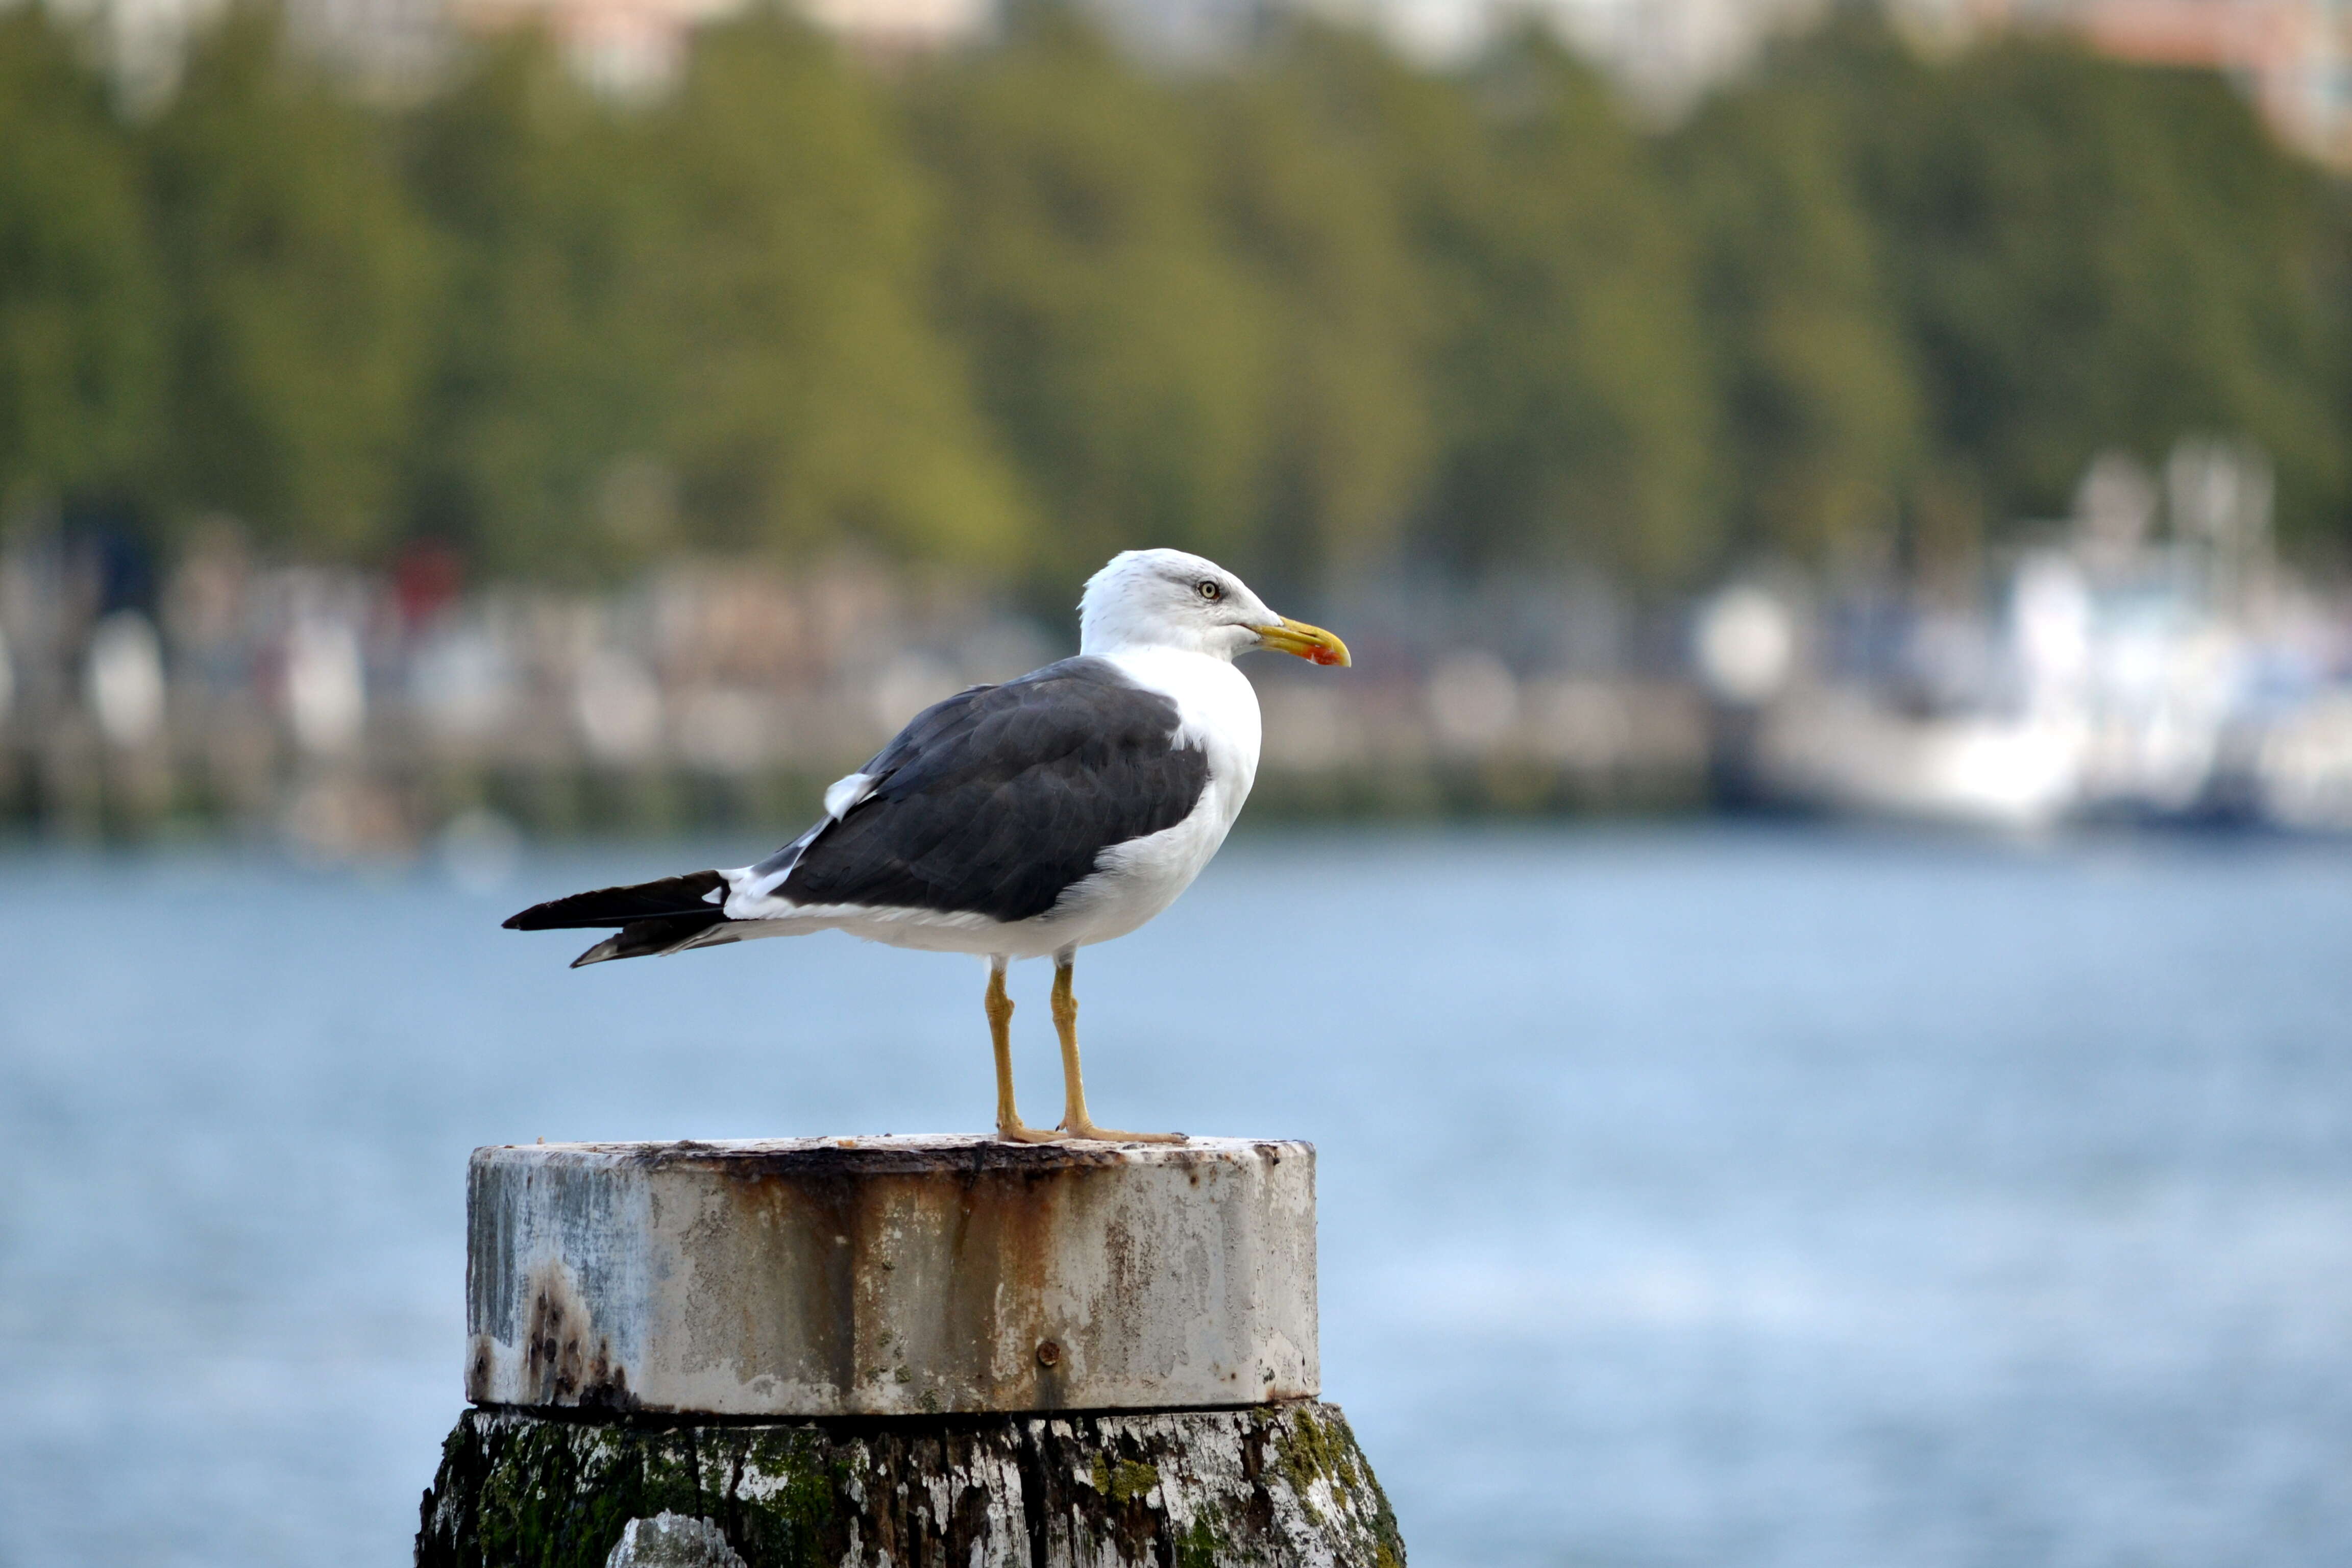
[1078,549,1351,667]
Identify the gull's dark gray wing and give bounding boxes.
[768,656,1209,924]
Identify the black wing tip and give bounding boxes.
[499,870,727,934]
[567,914,727,966]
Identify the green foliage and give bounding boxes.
[1870,32,2349,546]
[647,15,1026,566]
[1454,32,1716,580]
[145,3,438,555]
[0,7,162,507]
[912,16,1276,580]
[2,0,2346,578]
[405,34,671,577]
[1677,9,2351,560]
[406,18,1024,577]
[1197,54,1430,588]
[1264,26,1717,581]
[1669,66,1921,562]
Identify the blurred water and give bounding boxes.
[1,824,2348,1568]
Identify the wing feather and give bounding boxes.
[767,657,1208,924]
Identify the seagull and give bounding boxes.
[504,548,1349,1143]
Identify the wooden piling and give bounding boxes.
[418,1137,1406,1567]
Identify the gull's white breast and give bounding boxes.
[1030,647,1262,953]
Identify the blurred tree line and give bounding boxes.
[2,0,2345,602]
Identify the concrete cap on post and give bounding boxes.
[465,1136,1317,1417]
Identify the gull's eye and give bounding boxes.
[1197,580,1222,602]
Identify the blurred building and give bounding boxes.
[1984,0,2352,163]
[446,0,987,90]
[446,0,740,92]
[53,0,2352,156]
[50,0,990,103]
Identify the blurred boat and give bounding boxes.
[1735,445,2352,831]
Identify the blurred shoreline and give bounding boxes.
[8,462,2352,859]
[0,537,1718,857]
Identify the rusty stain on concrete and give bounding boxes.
[466,1136,1316,1417]
[522,1259,633,1408]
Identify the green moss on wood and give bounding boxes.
[419,1404,1405,1567]
[1175,1504,1230,1568]
[714,1429,843,1567]
[1108,1459,1159,1504]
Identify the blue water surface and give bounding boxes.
[1,823,2347,1567]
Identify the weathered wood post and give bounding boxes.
[416,1136,1406,1567]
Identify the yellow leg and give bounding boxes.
[988,960,1057,1143]
[1051,951,1184,1144]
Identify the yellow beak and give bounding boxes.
[1250,617,1352,668]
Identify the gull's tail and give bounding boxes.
[503,870,731,967]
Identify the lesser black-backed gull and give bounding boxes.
[504,549,1350,1143]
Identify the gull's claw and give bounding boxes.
[1057,1123,1187,1144]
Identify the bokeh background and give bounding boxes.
[3,0,2351,1560]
